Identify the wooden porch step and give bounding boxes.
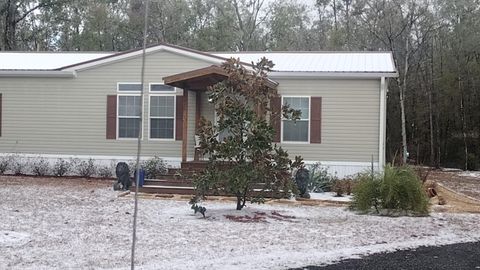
[131,185,286,199]
[132,185,196,195]
[143,179,193,187]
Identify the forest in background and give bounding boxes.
[1,0,479,170]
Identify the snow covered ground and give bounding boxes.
[309,192,352,202]
[1,177,480,270]
[458,171,480,179]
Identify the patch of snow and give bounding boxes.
[441,167,463,172]
[0,231,30,247]
[309,192,352,202]
[458,171,480,179]
[1,180,480,269]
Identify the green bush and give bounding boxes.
[307,163,335,192]
[350,165,429,216]
[142,156,167,179]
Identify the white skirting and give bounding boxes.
[0,152,378,178]
[303,160,380,178]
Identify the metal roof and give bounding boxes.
[0,52,113,70]
[213,52,396,73]
[0,46,396,75]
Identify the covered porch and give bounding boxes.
[163,65,228,165]
[163,64,277,166]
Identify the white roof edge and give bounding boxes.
[0,70,76,78]
[61,44,226,72]
[268,71,399,78]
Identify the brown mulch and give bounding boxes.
[428,170,480,200]
[0,175,113,188]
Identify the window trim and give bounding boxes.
[117,82,143,93]
[149,82,177,93]
[148,93,176,141]
[116,93,144,140]
[280,96,311,144]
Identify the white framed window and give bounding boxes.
[149,84,176,140]
[117,94,142,139]
[149,83,176,93]
[281,96,310,143]
[117,82,142,92]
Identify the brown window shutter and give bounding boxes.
[175,96,183,140]
[310,97,322,143]
[0,93,2,137]
[106,95,117,139]
[271,96,281,142]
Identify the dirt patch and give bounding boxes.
[0,175,113,189]
[428,171,480,199]
[224,210,297,223]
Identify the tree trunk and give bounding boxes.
[428,90,435,166]
[399,37,410,164]
[345,0,350,49]
[460,89,468,170]
[333,0,337,31]
[236,195,244,210]
[3,0,17,50]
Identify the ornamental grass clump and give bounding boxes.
[350,165,429,216]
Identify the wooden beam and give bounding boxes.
[194,92,202,161]
[182,90,189,162]
[195,91,202,129]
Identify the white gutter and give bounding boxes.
[268,71,398,79]
[0,70,76,78]
[378,77,387,171]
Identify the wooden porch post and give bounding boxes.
[194,91,202,161]
[182,89,189,162]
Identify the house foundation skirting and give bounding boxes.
[302,160,380,179]
[0,152,378,178]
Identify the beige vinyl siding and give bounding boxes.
[196,78,380,163]
[276,78,380,162]
[0,50,381,164]
[0,51,212,159]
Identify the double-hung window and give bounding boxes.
[149,83,176,139]
[117,83,142,139]
[282,96,310,143]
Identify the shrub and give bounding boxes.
[31,157,51,176]
[307,163,335,192]
[127,160,144,177]
[332,178,354,197]
[350,172,381,212]
[75,158,97,178]
[0,155,12,174]
[97,161,115,178]
[10,155,29,175]
[350,165,429,216]
[53,158,73,177]
[142,156,167,179]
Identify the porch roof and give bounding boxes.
[163,65,278,90]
